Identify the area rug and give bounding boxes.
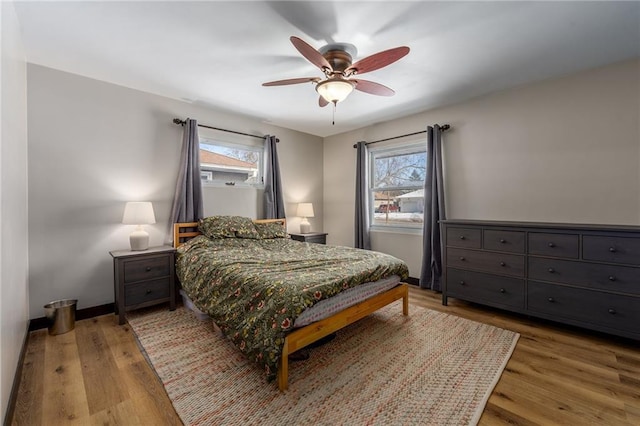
[128,301,519,426]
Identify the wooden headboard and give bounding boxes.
[173,218,287,248]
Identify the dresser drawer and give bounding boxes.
[447,248,525,278]
[528,233,579,258]
[446,227,481,249]
[483,230,525,253]
[528,281,640,336]
[583,235,640,265]
[447,268,524,309]
[529,257,640,295]
[123,255,171,283]
[124,278,171,306]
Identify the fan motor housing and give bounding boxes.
[323,50,352,73]
[319,43,357,73]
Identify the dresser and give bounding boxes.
[441,220,640,340]
[110,246,176,325]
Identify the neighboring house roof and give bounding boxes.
[397,189,424,199]
[200,150,256,169]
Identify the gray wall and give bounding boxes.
[1,1,29,420]
[324,59,640,277]
[27,64,323,318]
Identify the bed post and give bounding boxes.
[402,284,409,316]
[278,338,289,391]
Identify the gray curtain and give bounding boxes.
[420,125,446,290]
[264,135,286,219]
[168,118,204,240]
[354,141,371,250]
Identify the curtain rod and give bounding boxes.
[352,124,450,148]
[172,118,279,143]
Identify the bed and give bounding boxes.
[173,217,410,391]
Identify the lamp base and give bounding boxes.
[300,218,311,234]
[130,228,149,251]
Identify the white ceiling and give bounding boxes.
[13,1,640,137]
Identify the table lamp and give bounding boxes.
[297,202,314,234]
[122,201,156,250]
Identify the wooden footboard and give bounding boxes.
[277,283,409,391]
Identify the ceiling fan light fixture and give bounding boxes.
[316,79,355,104]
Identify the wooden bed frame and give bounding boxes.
[173,220,409,391]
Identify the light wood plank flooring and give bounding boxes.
[11,286,640,425]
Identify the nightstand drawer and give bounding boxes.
[302,235,326,244]
[124,278,171,306]
[289,233,328,244]
[124,255,171,283]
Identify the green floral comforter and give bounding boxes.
[176,236,409,380]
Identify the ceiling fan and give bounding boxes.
[262,36,410,108]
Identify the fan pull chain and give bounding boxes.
[332,102,336,125]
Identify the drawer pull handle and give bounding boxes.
[500,239,506,244]
[459,235,465,240]
[608,308,616,315]
[609,247,616,253]
[548,268,555,273]
[459,257,465,261]
[145,290,152,295]
[548,242,555,248]
[500,261,506,266]
[146,267,152,272]
[548,297,555,303]
[608,276,616,282]
[459,280,465,286]
[499,288,506,293]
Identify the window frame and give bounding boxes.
[368,140,426,233]
[199,137,265,189]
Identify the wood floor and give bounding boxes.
[11,286,640,425]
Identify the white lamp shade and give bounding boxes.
[297,203,315,218]
[316,79,355,103]
[122,202,156,225]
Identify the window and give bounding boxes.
[369,142,426,230]
[199,138,264,187]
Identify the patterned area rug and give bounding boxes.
[128,301,518,426]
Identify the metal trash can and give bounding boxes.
[44,299,78,335]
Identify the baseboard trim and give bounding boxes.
[3,321,30,426]
[405,276,419,286]
[28,303,115,332]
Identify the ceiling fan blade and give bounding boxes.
[319,96,329,108]
[353,79,395,96]
[346,46,410,75]
[290,36,332,71]
[262,77,320,87]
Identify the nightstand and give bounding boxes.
[110,246,176,325]
[289,232,328,245]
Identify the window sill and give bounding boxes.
[202,182,265,190]
[370,226,423,236]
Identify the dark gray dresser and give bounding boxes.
[441,220,640,340]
